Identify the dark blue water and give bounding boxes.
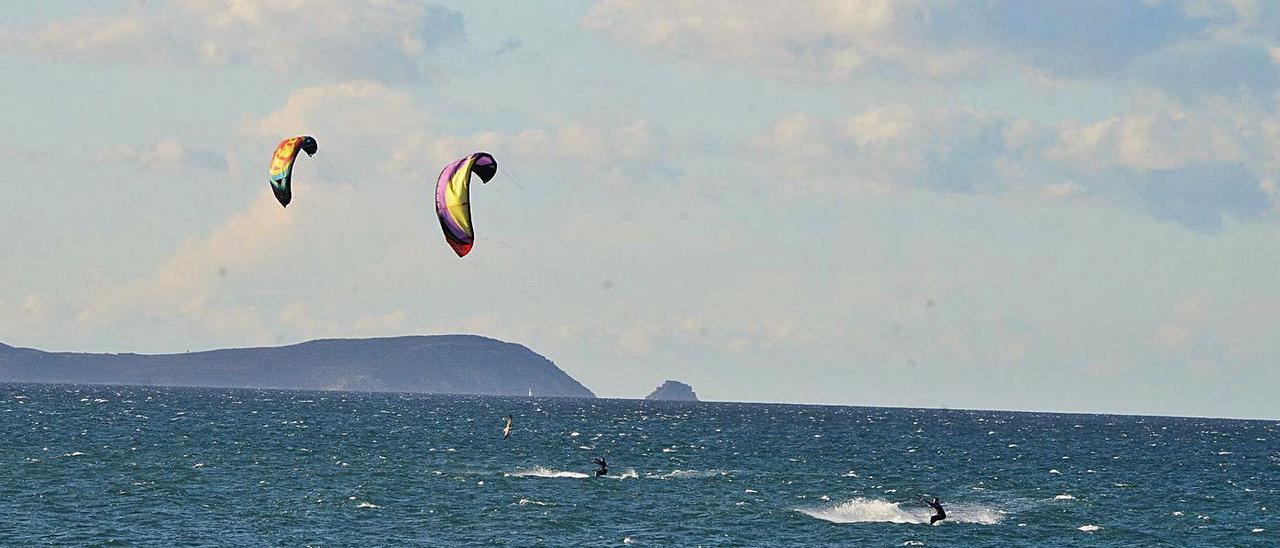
[0,384,1275,546]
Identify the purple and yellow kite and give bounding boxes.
[435,152,497,257]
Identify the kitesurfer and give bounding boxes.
[920,497,946,524]
[502,415,513,440]
[592,457,608,477]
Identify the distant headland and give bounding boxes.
[645,380,699,401]
[0,335,595,398]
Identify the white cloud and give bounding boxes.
[389,119,676,185]
[751,106,1016,194]
[153,191,295,296]
[749,94,1280,231]
[2,1,464,81]
[1261,178,1278,198]
[616,325,652,356]
[73,190,296,328]
[95,139,225,173]
[18,295,53,324]
[23,15,158,63]
[241,80,428,189]
[279,301,410,339]
[583,0,1280,102]
[581,0,994,82]
[1046,108,1246,171]
[249,81,424,141]
[1042,182,1084,199]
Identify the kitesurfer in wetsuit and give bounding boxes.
[921,497,946,524]
[593,457,608,477]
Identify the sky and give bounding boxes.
[1,1,1278,419]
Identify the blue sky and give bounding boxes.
[1,1,1278,418]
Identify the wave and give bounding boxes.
[797,498,1003,525]
[504,467,638,480]
[505,467,590,479]
[649,469,728,480]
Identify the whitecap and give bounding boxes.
[652,469,725,479]
[1054,494,1075,501]
[1252,528,1264,533]
[797,498,1002,525]
[1049,469,1061,474]
[1078,525,1100,532]
[356,502,381,509]
[518,498,553,506]
[505,467,590,479]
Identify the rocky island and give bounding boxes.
[644,380,699,401]
[0,335,595,398]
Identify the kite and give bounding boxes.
[435,152,497,257]
[268,136,318,207]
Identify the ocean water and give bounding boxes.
[0,384,1275,546]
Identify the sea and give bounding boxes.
[0,383,1275,546]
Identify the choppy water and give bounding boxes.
[0,384,1276,546]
